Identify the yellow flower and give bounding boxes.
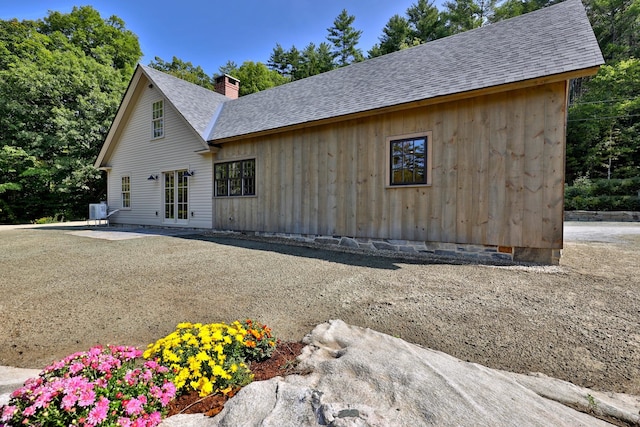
[230,363,238,373]
[196,351,210,362]
[211,330,223,342]
[200,378,214,396]
[177,322,192,329]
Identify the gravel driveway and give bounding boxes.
[0,221,638,395]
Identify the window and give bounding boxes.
[121,176,131,208]
[152,100,164,139]
[215,159,256,197]
[388,132,432,186]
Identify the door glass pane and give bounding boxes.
[164,173,174,219]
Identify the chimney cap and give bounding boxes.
[215,74,240,85]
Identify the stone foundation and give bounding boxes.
[247,231,561,265]
[564,210,640,222]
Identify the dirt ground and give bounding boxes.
[0,223,638,396]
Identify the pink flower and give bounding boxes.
[78,388,96,407]
[1,405,18,422]
[131,418,146,427]
[139,369,153,383]
[21,405,36,417]
[61,393,78,410]
[87,396,109,424]
[123,397,144,416]
[147,411,162,425]
[69,362,85,375]
[117,417,132,427]
[160,382,176,406]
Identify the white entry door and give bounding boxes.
[164,170,189,224]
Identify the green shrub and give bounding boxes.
[565,176,640,211]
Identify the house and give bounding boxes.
[94,0,603,264]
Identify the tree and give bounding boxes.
[326,9,364,66]
[567,59,640,181]
[441,0,493,34]
[370,15,414,57]
[148,56,215,90]
[218,60,239,76]
[407,0,448,42]
[0,7,141,223]
[490,0,558,22]
[220,61,288,96]
[586,0,640,61]
[267,43,290,75]
[38,6,140,74]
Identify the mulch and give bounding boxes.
[165,341,306,417]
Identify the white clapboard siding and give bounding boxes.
[106,76,213,228]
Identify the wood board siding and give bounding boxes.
[105,77,213,228]
[214,81,566,249]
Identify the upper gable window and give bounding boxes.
[387,132,432,187]
[152,100,164,139]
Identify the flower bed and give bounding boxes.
[0,346,175,426]
[0,320,301,426]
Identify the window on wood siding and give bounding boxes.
[121,176,131,208]
[387,132,432,186]
[152,100,164,139]
[215,159,255,197]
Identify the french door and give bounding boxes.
[164,170,189,224]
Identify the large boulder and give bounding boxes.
[162,320,636,426]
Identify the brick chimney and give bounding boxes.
[214,74,239,99]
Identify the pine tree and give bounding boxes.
[326,9,364,67]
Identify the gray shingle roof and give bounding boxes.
[140,64,229,139]
[144,0,603,143]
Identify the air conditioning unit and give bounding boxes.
[89,203,108,220]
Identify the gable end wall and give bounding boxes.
[105,79,213,228]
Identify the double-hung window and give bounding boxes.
[121,176,131,208]
[215,159,256,197]
[152,100,164,139]
[388,132,432,186]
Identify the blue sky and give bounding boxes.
[0,1,430,76]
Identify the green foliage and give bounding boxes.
[490,0,559,23]
[326,9,364,66]
[268,42,335,80]
[149,56,216,90]
[369,15,414,57]
[33,214,65,224]
[440,0,487,34]
[567,59,640,181]
[565,177,640,210]
[218,61,289,96]
[0,7,140,224]
[587,0,640,62]
[369,0,446,58]
[407,0,448,43]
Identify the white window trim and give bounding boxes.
[386,131,433,188]
[152,99,164,140]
